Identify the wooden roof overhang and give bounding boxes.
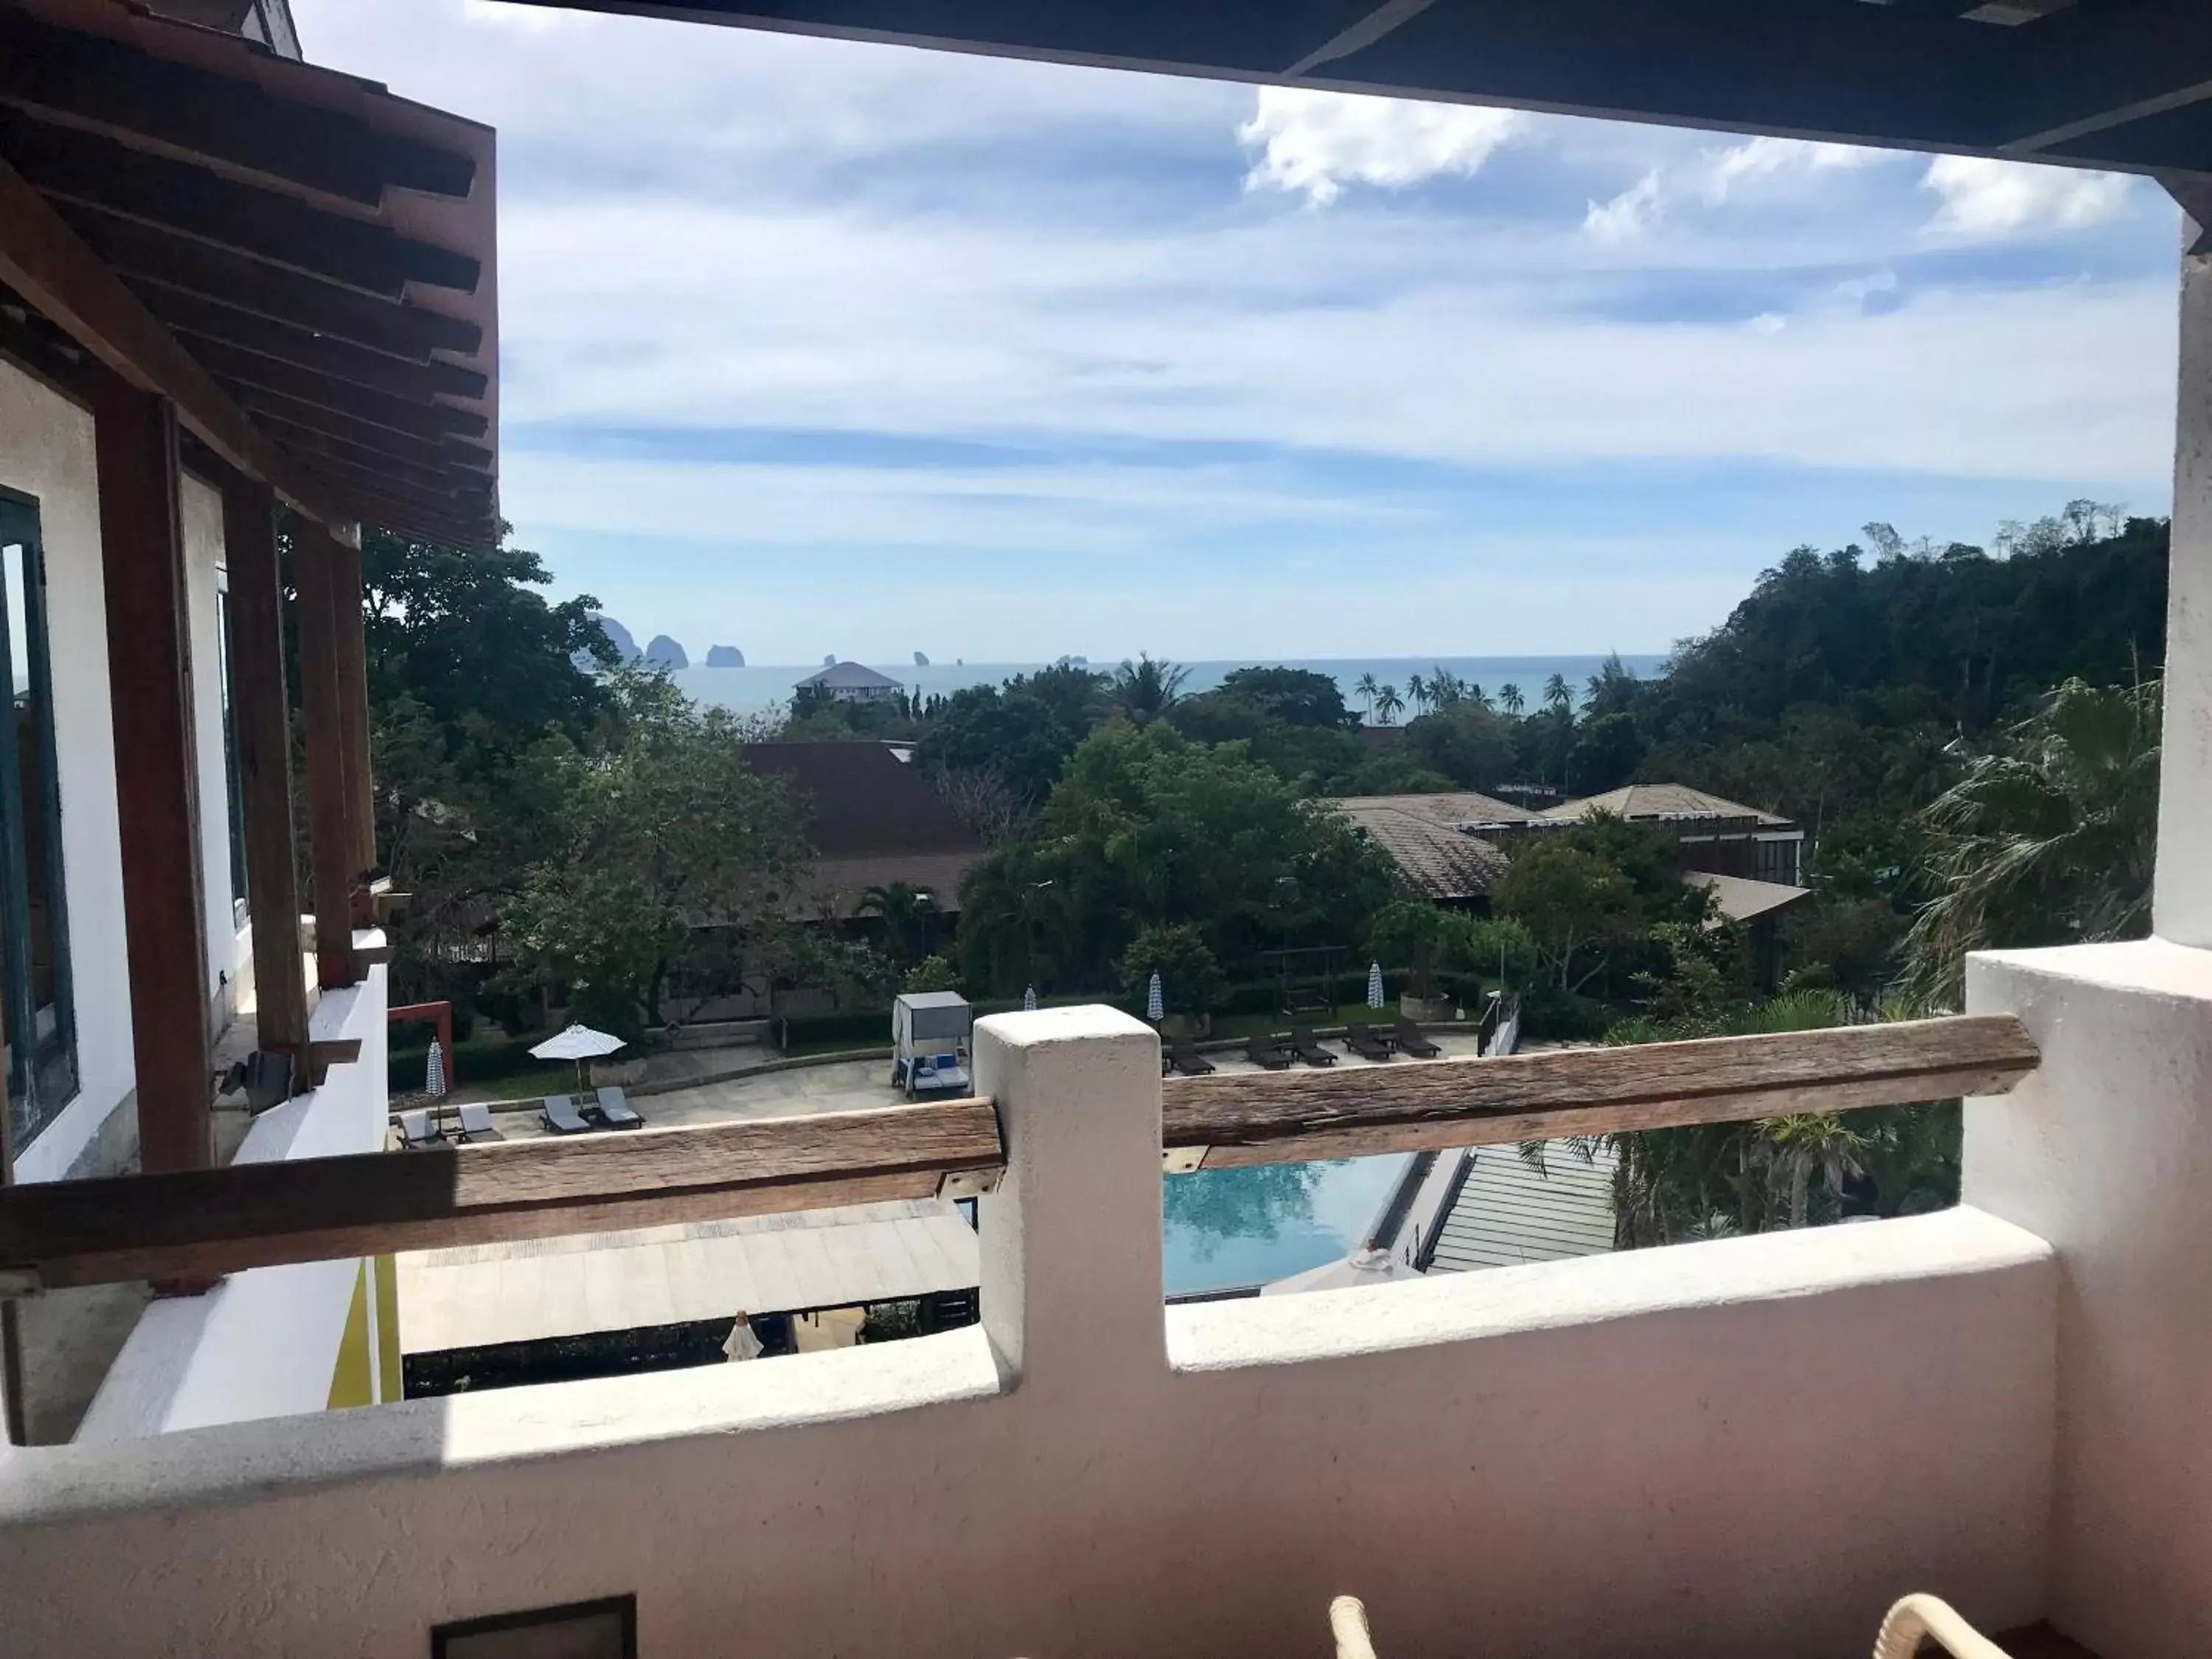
[0,0,498,549]
[516,0,2212,223]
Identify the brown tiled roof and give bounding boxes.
[1326,795,1519,901]
[1545,783,1795,829]
[742,743,985,860]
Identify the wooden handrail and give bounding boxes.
[0,1099,1004,1290]
[0,1015,2037,1290]
[1161,1015,2038,1169]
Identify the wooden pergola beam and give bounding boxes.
[203,346,488,442]
[74,209,481,361]
[0,153,352,533]
[250,416,493,499]
[231,384,492,473]
[147,286,488,403]
[0,9,475,206]
[0,105,479,299]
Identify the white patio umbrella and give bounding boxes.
[1367,961,1385,1009]
[530,1023,627,1091]
[1023,984,1038,1012]
[1146,971,1164,1023]
[424,1039,447,1099]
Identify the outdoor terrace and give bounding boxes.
[2,943,2208,1658]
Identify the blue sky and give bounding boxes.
[300,0,2183,665]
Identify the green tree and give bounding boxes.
[902,954,960,993]
[1354,671,1380,720]
[1899,677,2159,1008]
[1112,654,1189,726]
[859,880,941,967]
[502,671,813,1033]
[1499,682,1525,715]
[915,663,1109,801]
[1543,672,1571,712]
[1374,683,1405,726]
[1402,701,1517,790]
[964,723,1394,992]
[355,526,617,1018]
[1118,923,1225,1015]
[1492,839,1639,991]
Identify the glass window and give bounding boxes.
[0,490,76,1150]
[215,568,248,931]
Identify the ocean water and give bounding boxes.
[674,653,1669,718]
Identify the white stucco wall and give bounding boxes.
[73,953,391,1442]
[0,1006,2056,1658]
[1966,939,2212,1659]
[179,471,251,1032]
[0,359,134,1184]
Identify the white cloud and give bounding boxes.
[1238,88,1517,205]
[1701,136,1881,204]
[1583,136,1886,243]
[1921,156,2132,239]
[1584,169,1663,243]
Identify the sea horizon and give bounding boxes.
[675,652,1671,718]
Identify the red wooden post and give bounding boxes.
[293,521,359,990]
[91,372,214,1183]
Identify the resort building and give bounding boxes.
[4,6,2212,1659]
[794,659,904,704]
[1543,782,1807,888]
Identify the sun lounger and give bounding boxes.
[1343,1024,1394,1062]
[1393,1018,1441,1059]
[1290,1026,1338,1067]
[456,1102,505,1143]
[397,1108,442,1148]
[540,1093,593,1135]
[591,1085,644,1128]
[1168,1037,1217,1077]
[1245,1034,1293,1070]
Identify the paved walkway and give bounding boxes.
[456,1029,1488,1143]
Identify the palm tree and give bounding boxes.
[858,880,940,966]
[1374,683,1405,726]
[1500,682,1525,716]
[1543,672,1571,713]
[1467,682,1492,712]
[1112,653,1189,726]
[1428,667,1464,708]
[1899,676,2160,1009]
[1354,672,1380,721]
[1406,673,1428,717]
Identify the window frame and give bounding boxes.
[0,485,79,1147]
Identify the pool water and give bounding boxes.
[1161,1154,1412,1295]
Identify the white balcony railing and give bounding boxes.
[0,942,2206,1659]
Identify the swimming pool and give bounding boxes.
[1161,1153,1413,1296]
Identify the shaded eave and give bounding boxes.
[0,0,499,549]
[518,0,2212,200]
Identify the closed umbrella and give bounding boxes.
[1147,971,1164,1023]
[424,1039,447,1099]
[1367,961,1385,1009]
[1023,984,1038,1012]
[530,1022,627,1091]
